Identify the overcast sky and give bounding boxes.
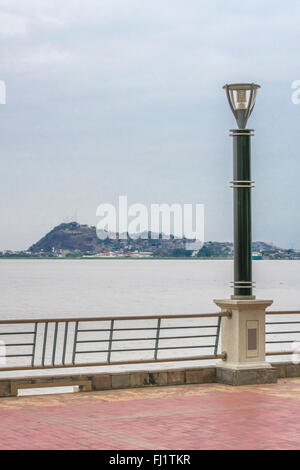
[1,0,300,250]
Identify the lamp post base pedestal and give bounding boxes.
[214,298,278,385]
[215,365,277,386]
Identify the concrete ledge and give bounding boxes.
[272,362,300,378]
[0,366,215,397]
[0,362,299,397]
[186,367,215,384]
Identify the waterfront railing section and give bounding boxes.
[265,311,300,357]
[0,310,299,372]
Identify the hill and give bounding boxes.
[22,222,300,259]
[28,222,188,256]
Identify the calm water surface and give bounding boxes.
[0,259,299,379]
[1,259,300,319]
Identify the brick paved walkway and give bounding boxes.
[0,378,300,449]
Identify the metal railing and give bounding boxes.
[266,310,300,357]
[1,309,299,373]
[0,312,229,372]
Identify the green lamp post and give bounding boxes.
[223,83,260,298]
[214,83,276,385]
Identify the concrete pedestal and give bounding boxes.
[214,299,277,385]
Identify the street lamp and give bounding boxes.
[223,83,260,129]
[213,82,276,385]
[223,83,260,298]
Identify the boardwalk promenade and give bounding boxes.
[0,378,300,450]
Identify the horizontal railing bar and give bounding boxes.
[266,351,293,356]
[266,322,300,325]
[78,325,218,333]
[0,312,230,325]
[266,340,295,344]
[266,331,300,335]
[76,334,217,344]
[0,332,36,335]
[0,353,225,372]
[76,345,215,353]
[0,354,33,358]
[266,311,300,315]
[78,329,107,333]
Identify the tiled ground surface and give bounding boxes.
[0,378,300,449]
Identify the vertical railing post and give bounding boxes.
[154,318,161,360]
[214,316,221,355]
[62,322,69,365]
[72,321,79,365]
[31,322,38,367]
[52,322,59,366]
[107,320,114,363]
[41,322,48,367]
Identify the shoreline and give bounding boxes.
[0,257,299,261]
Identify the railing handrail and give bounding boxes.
[266,311,300,315]
[0,311,231,325]
[0,310,298,325]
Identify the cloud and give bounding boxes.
[20,45,78,67]
[0,12,28,36]
[1,0,300,250]
[36,14,67,28]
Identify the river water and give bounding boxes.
[0,259,299,379]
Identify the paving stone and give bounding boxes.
[216,367,277,386]
[273,363,287,378]
[0,382,11,397]
[130,373,150,387]
[257,368,277,384]
[148,372,168,386]
[186,368,215,384]
[92,375,112,390]
[0,378,299,449]
[286,364,300,378]
[216,367,234,384]
[167,370,185,385]
[111,374,130,389]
